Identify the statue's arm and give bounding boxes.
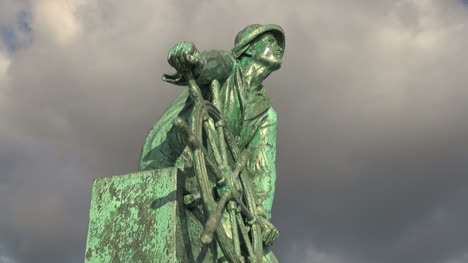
[247,107,280,246]
[162,48,235,86]
[248,107,278,220]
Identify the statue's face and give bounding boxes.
[250,33,284,71]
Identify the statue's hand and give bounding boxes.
[258,216,279,247]
[167,41,204,75]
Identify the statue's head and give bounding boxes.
[232,24,285,71]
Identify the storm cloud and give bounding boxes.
[1,0,468,262]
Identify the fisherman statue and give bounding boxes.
[84,23,285,263]
[139,24,285,263]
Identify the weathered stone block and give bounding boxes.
[84,168,217,263]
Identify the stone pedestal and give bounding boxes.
[84,168,217,263]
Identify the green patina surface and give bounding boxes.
[85,168,218,263]
[85,169,177,263]
[85,24,285,263]
[138,25,284,262]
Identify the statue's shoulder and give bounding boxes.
[200,49,234,61]
[198,49,235,70]
[267,106,277,119]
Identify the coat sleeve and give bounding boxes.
[162,50,235,86]
[196,50,235,85]
[246,107,278,220]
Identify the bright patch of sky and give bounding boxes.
[34,0,83,45]
[0,242,16,263]
[0,51,10,78]
[446,253,468,263]
[0,255,16,263]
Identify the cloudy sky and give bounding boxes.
[1,0,468,262]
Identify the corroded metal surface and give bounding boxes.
[137,24,284,262]
[85,169,178,262]
[85,168,219,263]
[85,24,285,263]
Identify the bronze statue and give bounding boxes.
[139,24,285,263]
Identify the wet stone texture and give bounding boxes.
[85,168,218,263]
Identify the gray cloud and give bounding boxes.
[1,0,468,262]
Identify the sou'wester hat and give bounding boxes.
[231,24,285,58]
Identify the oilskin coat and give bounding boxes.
[139,50,278,262]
